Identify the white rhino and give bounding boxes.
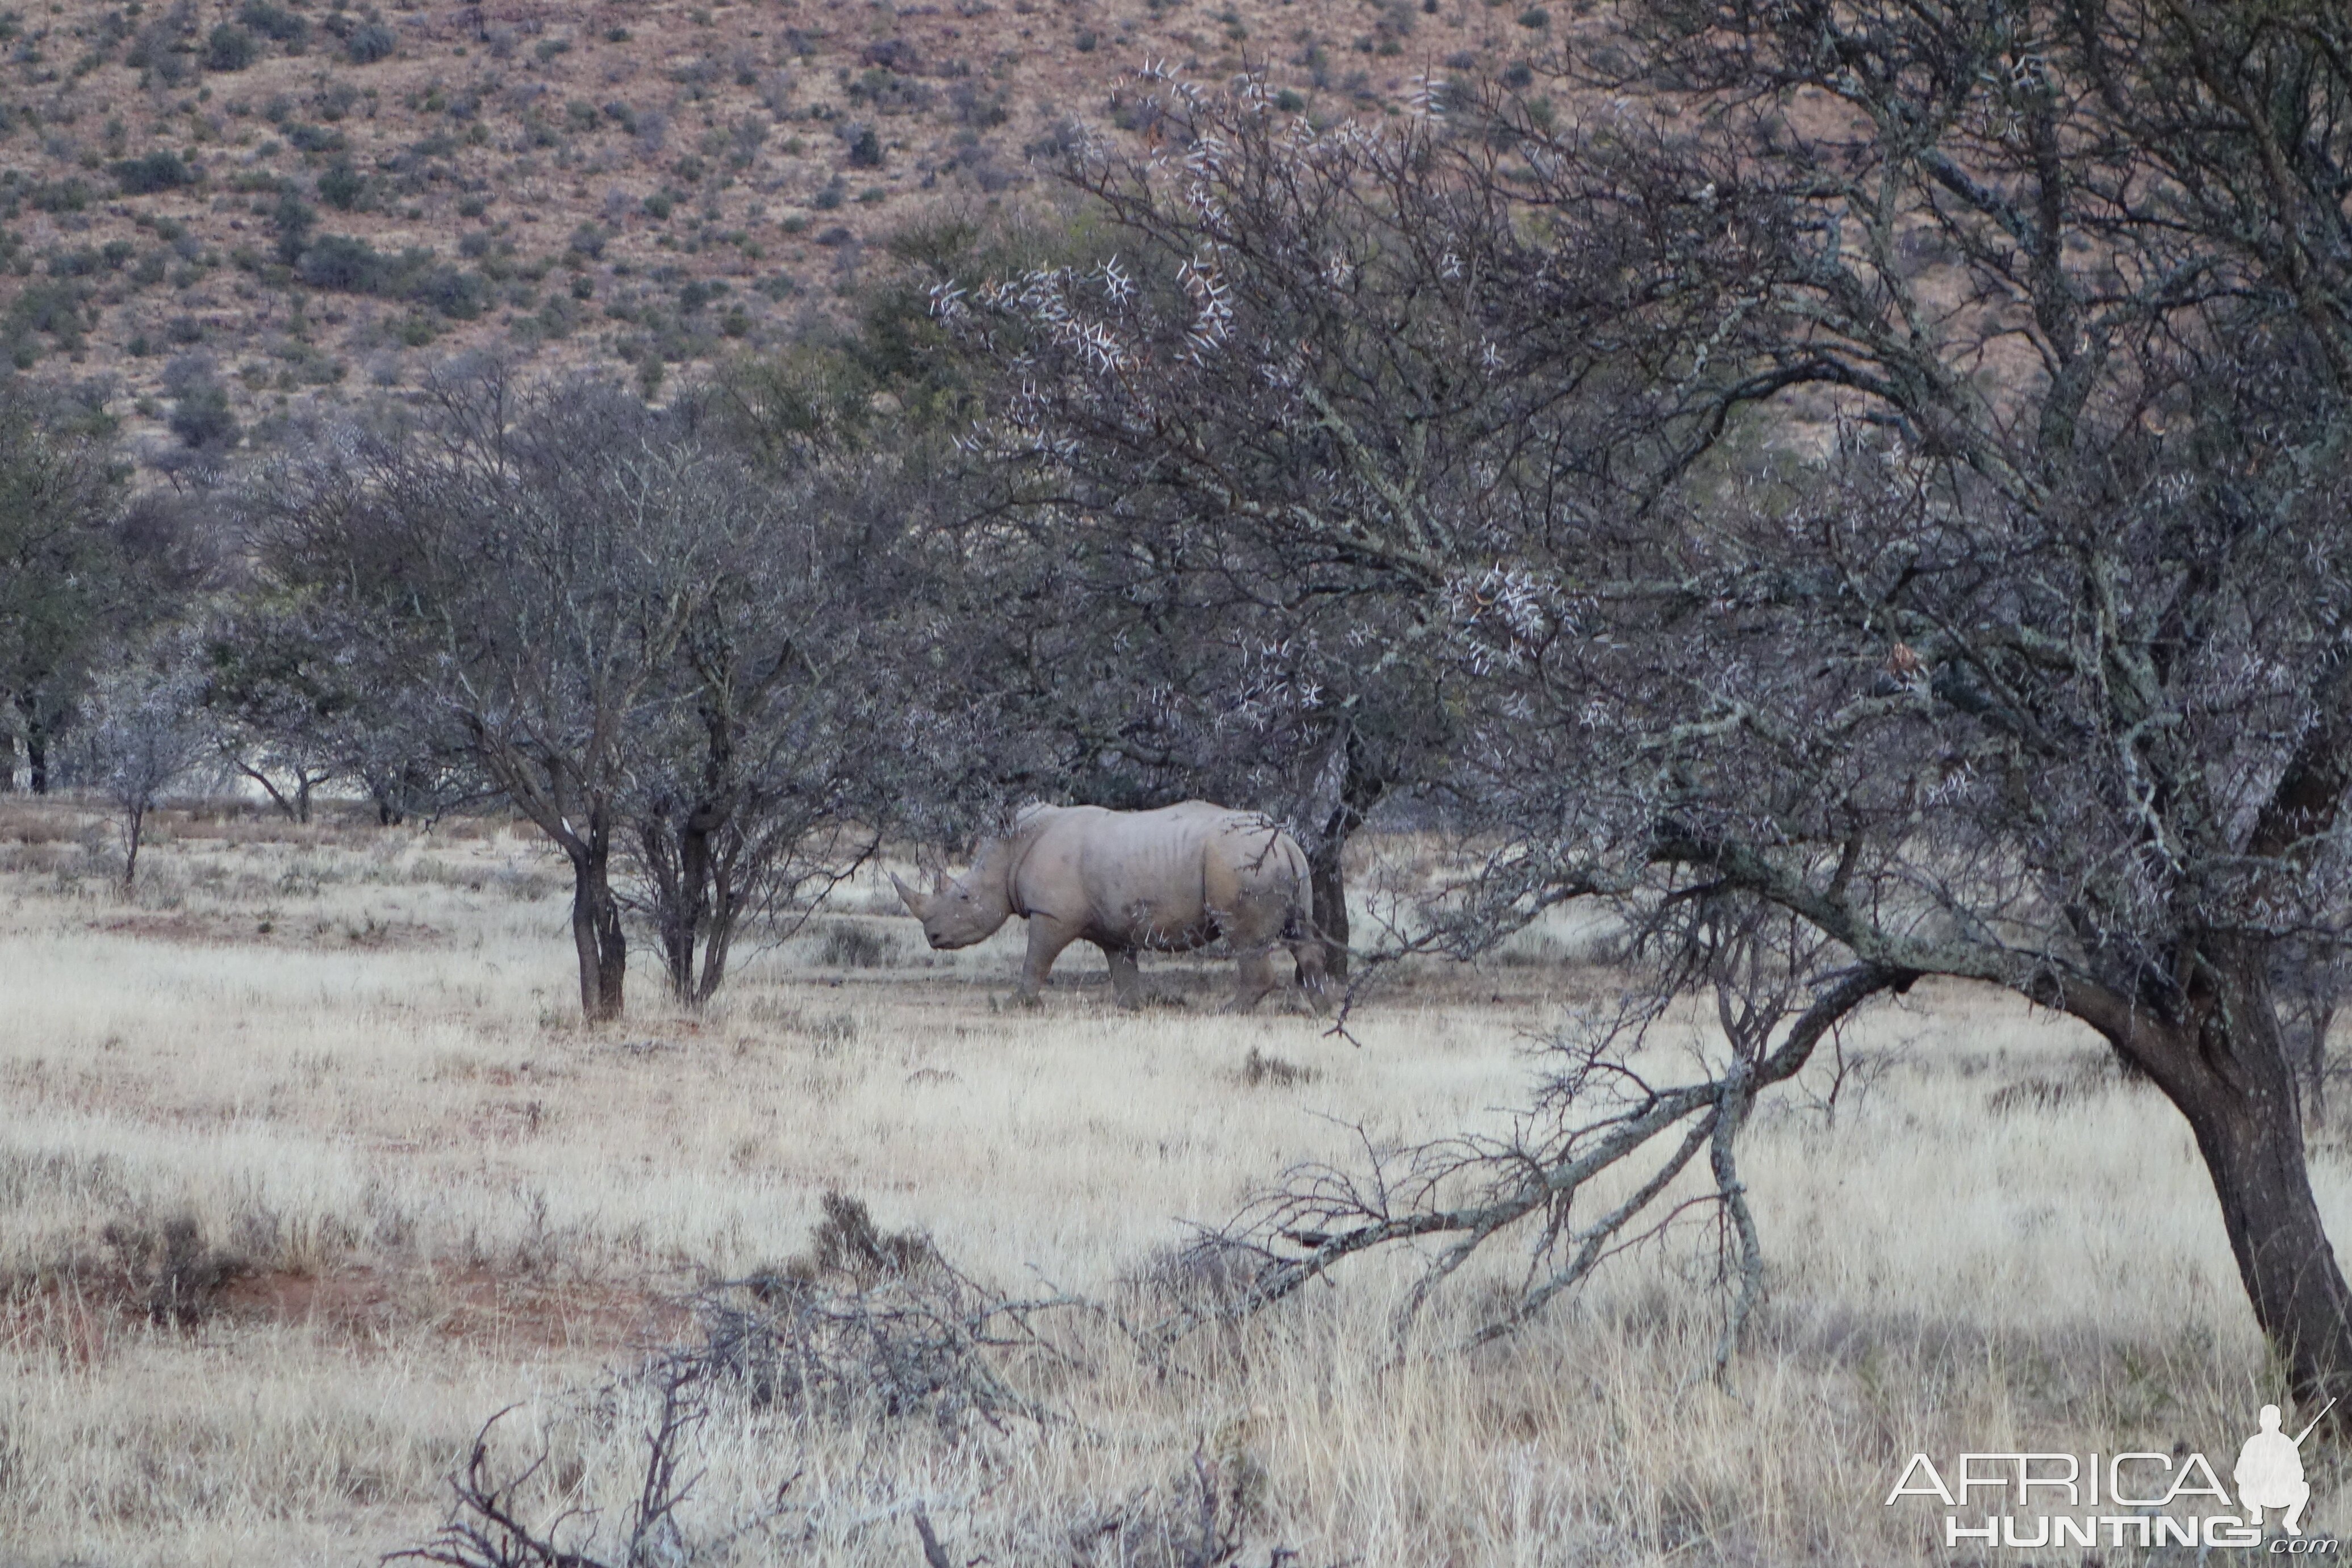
[892,801,1326,1010]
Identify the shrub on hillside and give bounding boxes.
[237,0,309,45]
[5,280,88,363]
[285,122,347,155]
[113,149,193,195]
[345,20,396,63]
[293,234,495,320]
[412,264,491,320]
[295,232,389,291]
[28,178,93,214]
[168,380,239,450]
[316,160,364,209]
[204,23,260,70]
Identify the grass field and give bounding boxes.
[1,798,2343,1565]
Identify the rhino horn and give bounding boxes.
[891,871,931,918]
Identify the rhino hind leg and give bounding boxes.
[1104,945,1147,1008]
[1290,934,1329,1003]
[1226,947,1280,1013]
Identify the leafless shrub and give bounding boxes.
[1121,1234,1263,1318]
[388,1208,1330,1568]
[687,1191,1076,1432]
[387,1357,787,1568]
[80,641,213,889]
[807,1189,935,1282]
[1236,1047,1315,1089]
[1064,1429,1274,1568]
[96,1214,246,1327]
[815,920,895,969]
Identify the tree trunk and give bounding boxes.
[658,909,697,1003]
[121,802,145,888]
[569,839,627,1022]
[240,761,300,821]
[367,762,429,827]
[2182,1089,2352,1409]
[696,851,740,1005]
[26,732,48,796]
[2312,1004,2334,1122]
[1307,835,1353,981]
[696,921,734,1005]
[0,728,16,792]
[2118,943,2352,1409]
[642,808,713,1006]
[1310,729,1385,981]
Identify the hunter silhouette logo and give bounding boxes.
[1886,1400,2337,1551]
[2236,1400,2330,1536]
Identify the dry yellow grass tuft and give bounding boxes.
[1,797,2343,1562]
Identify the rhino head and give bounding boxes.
[891,868,1006,950]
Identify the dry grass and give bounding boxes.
[1,795,2345,1563]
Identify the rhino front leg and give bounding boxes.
[1016,916,1080,1004]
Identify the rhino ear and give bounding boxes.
[890,872,930,919]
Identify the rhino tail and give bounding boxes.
[1281,874,1315,944]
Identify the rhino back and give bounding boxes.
[1014,802,1300,948]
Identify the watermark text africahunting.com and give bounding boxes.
[1887,1408,2339,1553]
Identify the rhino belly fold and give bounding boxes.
[1116,899,1218,952]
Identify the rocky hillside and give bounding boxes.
[1,0,1559,461]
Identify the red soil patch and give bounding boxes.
[216,1261,686,1354]
[5,1259,683,1364]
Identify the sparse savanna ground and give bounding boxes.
[1,796,2345,1565]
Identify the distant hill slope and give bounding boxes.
[0,0,1544,459]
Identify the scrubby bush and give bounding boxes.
[112,149,193,195]
[98,1214,248,1326]
[271,190,315,264]
[5,280,88,363]
[238,0,309,45]
[316,160,364,209]
[345,20,396,63]
[412,264,491,320]
[295,232,386,290]
[168,380,238,450]
[205,23,260,70]
[817,921,894,968]
[1239,1046,1318,1088]
[285,122,347,154]
[29,179,93,214]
